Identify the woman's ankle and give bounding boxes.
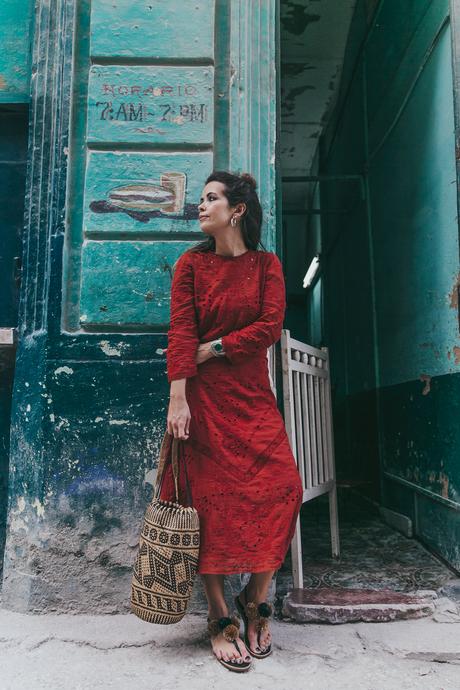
[244,585,269,604]
[208,605,229,620]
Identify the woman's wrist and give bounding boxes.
[170,379,186,399]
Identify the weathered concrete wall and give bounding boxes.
[2,0,278,612]
[320,0,460,568]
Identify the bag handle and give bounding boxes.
[154,431,194,507]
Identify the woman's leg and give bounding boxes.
[201,574,251,664]
[237,570,275,653]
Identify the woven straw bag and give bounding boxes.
[131,431,200,624]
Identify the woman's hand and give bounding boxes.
[168,382,191,440]
[196,341,214,365]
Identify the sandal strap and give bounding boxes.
[207,615,241,642]
[241,587,273,622]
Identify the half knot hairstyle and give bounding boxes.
[187,170,267,254]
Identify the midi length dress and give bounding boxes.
[161,248,303,574]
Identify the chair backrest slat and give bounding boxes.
[281,331,337,495]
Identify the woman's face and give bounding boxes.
[198,181,235,234]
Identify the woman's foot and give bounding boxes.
[235,588,273,657]
[207,615,252,672]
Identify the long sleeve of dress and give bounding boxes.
[166,252,200,383]
[222,253,286,365]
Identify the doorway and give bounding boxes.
[279,0,460,575]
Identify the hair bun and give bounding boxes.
[240,172,257,190]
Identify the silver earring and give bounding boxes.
[231,216,237,228]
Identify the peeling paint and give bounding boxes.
[280,3,320,35]
[31,498,45,518]
[419,374,431,395]
[54,366,74,376]
[144,468,157,487]
[99,340,122,357]
[448,272,460,310]
[439,472,450,499]
[9,515,28,533]
[282,84,315,117]
[453,346,460,365]
[55,417,71,431]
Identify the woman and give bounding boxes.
[162,170,303,673]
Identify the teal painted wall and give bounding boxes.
[320,0,460,568]
[0,1,33,103]
[2,0,279,612]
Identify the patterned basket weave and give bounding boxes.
[131,432,200,624]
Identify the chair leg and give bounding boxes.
[291,515,303,589]
[329,485,340,559]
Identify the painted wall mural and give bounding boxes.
[83,151,212,232]
[90,172,195,223]
[87,66,214,143]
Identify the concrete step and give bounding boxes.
[282,587,437,624]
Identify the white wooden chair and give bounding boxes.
[280,329,340,589]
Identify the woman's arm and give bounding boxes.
[166,253,199,439]
[221,253,285,364]
[166,253,200,383]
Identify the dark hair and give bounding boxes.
[186,170,267,254]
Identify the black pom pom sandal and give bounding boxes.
[207,615,252,673]
[234,586,273,659]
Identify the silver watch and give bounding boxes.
[210,338,226,357]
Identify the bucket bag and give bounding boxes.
[131,431,200,624]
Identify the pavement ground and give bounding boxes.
[0,607,459,690]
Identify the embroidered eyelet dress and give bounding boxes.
[161,248,303,574]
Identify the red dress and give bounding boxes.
[162,248,303,574]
